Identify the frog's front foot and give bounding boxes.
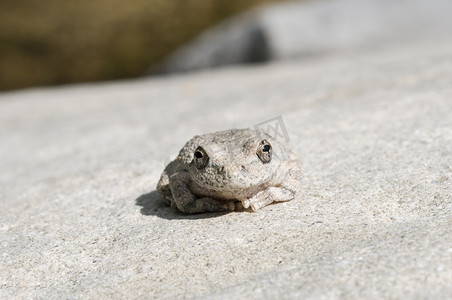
[242,186,295,211]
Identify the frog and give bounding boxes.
[156,128,302,213]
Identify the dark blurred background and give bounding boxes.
[0,0,283,91]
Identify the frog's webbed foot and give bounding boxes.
[242,187,294,211]
[242,160,302,211]
[169,171,235,213]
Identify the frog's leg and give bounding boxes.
[242,160,302,211]
[156,169,173,205]
[157,159,181,204]
[169,171,235,213]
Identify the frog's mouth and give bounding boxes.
[189,164,280,192]
[191,176,269,191]
[191,176,274,202]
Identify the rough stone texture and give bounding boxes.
[1,41,452,299]
[161,0,452,73]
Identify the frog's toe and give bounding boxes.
[226,201,235,211]
[234,201,244,211]
[242,199,251,209]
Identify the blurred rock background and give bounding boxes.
[161,0,452,73]
[0,0,283,91]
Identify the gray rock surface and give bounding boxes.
[160,0,452,73]
[1,40,452,299]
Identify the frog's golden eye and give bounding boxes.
[257,139,272,163]
[194,146,209,169]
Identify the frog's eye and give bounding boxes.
[257,139,272,163]
[194,146,209,169]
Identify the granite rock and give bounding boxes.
[160,0,452,73]
[1,36,451,300]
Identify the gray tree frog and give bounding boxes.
[156,128,302,213]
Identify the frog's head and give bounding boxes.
[179,129,284,191]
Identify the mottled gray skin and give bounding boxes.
[157,128,302,213]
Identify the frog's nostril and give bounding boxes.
[219,166,225,173]
[240,165,246,171]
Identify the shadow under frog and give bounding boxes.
[135,191,231,220]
